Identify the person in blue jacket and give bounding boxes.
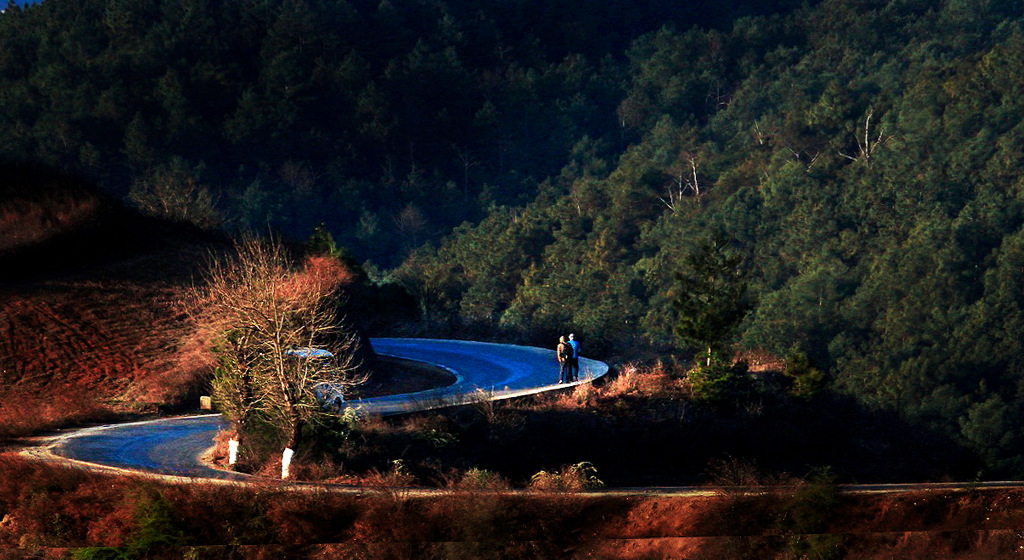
[567,333,581,382]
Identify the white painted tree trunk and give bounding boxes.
[228,438,239,466]
[281,447,295,479]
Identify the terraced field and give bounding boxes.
[1,272,197,404]
[0,168,224,435]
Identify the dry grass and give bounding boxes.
[4,450,1024,558]
[0,387,113,439]
[360,460,418,488]
[705,456,797,490]
[532,361,685,413]
[4,452,1024,559]
[0,184,102,255]
[602,361,682,398]
[445,468,513,492]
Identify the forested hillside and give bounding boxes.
[393,0,1024,475]
[4,0,1024,476]
[0,0,799,264]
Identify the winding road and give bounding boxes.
[29,338,610,481]
[20,339,1024,496]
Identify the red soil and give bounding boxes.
[0,170,251,432]
[0,243,217,436]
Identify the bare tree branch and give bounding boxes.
[185,236,367,476]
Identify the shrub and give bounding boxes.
[550,382,597,409]
[705,456,792,489]
[777,467,845,560]
[363,459,417,488]
[783,349,826,400]
[71,488,189,560]
[529,462,604,492]
[453,468,512,491]
[602,363,643,397]
[686,352,752,404]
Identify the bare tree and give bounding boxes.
[838,109,893,167]
[752,119,772,146]
[128,161,221,229]
[393,202,428,250]
[279,160,319,196]
[453,144,479,196]
[661,151,702,211]
[187,236,366,478]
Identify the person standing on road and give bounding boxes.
[557,335,572,383]
[567,333,581,382]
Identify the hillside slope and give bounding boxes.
[0,166,226,437]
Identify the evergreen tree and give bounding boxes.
[673,238,751,364]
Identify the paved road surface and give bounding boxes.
[39,338,610,480]
[26,339,1024,495]
[365,338,608,414]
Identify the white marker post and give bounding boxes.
[228,438,239,466]
[281,447,294,479]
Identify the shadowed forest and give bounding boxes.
[4,0,1024,483]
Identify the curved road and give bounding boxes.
[33,338,609,481]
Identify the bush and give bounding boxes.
[71,488,189,560]
[777,467,845,560]
[529,462,604,492]
[686,352,752,404]
[453,468,512,491]
[783,349,826,400]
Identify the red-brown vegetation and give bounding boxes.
[1,169,1019,559]
[0,169,402,442]
[2,451,1024,559]
[0,168,105,256]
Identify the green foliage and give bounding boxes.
[957,394,1023,475]
[783,349,826,401]
[393,5,1024,477]
[10,0,1024,477]
[673,238,751,356]
[305,223,343,260]
[0,0,765,263]
[687,351,752,405]
[777,467,845,560]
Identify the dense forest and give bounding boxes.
[0,0,801,261]
[5,0,1024,476]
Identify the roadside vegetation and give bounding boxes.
[256,360,977,488]
[185,234,369,478]
[4,0,1021,477]
[3,450,1024,559]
